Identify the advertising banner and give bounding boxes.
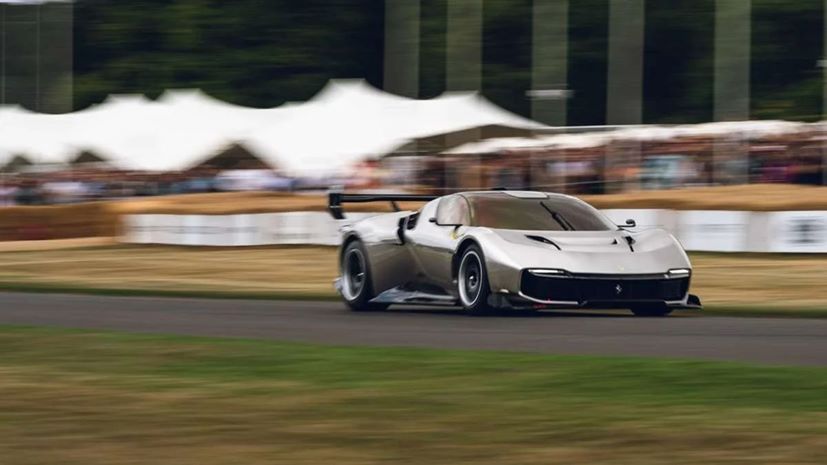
[678,211,750,252]
[122,210,827,253]
[768,211,827,253]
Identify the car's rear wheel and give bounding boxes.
[630,304,673,317]
[457,245,493,316]
[341,240,387,312]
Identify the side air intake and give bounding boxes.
[526,235,561,250]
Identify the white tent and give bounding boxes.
[440,120,820,155]
[4,81,822,176]
[0,95,165,168]
[1,79,547,175]
[244,80,546,175]
[0,79,544,175]
[62,91,288,172]
[442,137,551,155]
[1,91,287,172]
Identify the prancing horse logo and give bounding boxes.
[615,284,623,295]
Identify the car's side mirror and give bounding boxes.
[620,219,636,229]
[430,217,461,227]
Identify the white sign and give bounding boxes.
[768,211,827,253]
[123,212,384,247]
[678,211,750,252]
[123,214,263,247]
[121,210,827,254]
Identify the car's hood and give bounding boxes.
[503,229,636,253]
[475,227,691,275]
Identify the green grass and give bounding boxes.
[2,245,827,317]
[0,326,825,464]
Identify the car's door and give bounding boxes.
[405,195,469,290]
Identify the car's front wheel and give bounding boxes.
[457,245,493,316]
[341,240,387,312]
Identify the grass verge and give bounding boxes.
[0,245,826,317]
[0,325,825,465]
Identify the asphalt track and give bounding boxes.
[0,292,826,366]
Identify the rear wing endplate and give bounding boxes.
[328,192,438,220]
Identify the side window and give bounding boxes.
[436,195,470,226]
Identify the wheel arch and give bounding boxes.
[340,233,362,264]
[452,237,484,282]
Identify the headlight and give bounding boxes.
[528,269,568,276]
[667,268,691,278]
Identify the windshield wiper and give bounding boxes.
[540,202,574,231]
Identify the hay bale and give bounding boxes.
[4,184,827,242]
[0,202,116,241]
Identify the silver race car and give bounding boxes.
[329,190,701,316]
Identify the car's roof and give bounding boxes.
[454,190,575,201]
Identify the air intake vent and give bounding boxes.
[526,235,561,250]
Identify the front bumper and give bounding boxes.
[513,270,701,310]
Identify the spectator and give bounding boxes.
[0,179,19,206]
[14,179,45,205]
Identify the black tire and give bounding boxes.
[340,240,387,312]
[457,245,493,316]
[630,304,673,317]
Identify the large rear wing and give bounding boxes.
[328,192,438,220]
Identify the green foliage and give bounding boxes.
[69,0,826,123]
[3,326,827,410]
[73,0,385,109]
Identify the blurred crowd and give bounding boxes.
[2,140,826,207]
[0,168,300,206]
[416,135,827,195]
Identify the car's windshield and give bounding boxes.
[468,194,615,231]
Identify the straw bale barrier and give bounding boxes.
[0,203,116,241]
[3,184,827,241]
[108,185,827,215]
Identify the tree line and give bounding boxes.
[61,0,827,124]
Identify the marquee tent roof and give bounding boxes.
[440,120,820,155]
[5,78,816,176]
[243,80,546,174]
[0,79,545,175]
